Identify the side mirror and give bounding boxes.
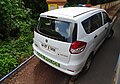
[108,17,112,23]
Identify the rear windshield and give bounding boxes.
[35,17,75,42]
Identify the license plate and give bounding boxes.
[41,43,56,53]
[35,51,60,67]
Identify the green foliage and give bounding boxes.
[0,53,18,78]
[0,0,36,39]
[0,0,36,79]
[0,32,33,78]
[22,0,48,19]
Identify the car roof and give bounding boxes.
[40,7,103,19]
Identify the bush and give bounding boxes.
[0,0,36,39]
[22,0,48,19]
[0,33,33,78]
[0,0,36,78]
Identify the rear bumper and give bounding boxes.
[33,44,85,76]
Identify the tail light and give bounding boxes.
[69,41,87,54]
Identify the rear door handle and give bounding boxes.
[105,27,108,30]
[94,35,97,39]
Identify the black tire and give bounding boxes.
[107,29,114,39]
[82,54,93,73]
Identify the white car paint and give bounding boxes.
[33,7,112,76]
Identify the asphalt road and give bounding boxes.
[75,10,120,84]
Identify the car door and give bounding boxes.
[102,12,110,37]
[82,12,105,51]
[90,12,105,50]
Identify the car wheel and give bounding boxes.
[82,54,93,73]
[107,29,114,39]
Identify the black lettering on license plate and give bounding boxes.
[41,44,55,52]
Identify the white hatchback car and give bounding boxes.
[33,7,113,76]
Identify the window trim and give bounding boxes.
[72,23,77,42]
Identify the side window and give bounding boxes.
[103,12,109,24]
[82,17,92,34]
[91,13,102,31]
[82,13,102,34]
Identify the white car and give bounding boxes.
[33,7,113,76]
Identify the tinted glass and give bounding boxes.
[91,13,102,31]
[82,17,91,34]
[35,17,72,42]
[103,12,108,24]
[82,13,102,34]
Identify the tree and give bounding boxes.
[22,0,48,19]
[0,0,34,39]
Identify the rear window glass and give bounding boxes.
[35,17,75,42]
